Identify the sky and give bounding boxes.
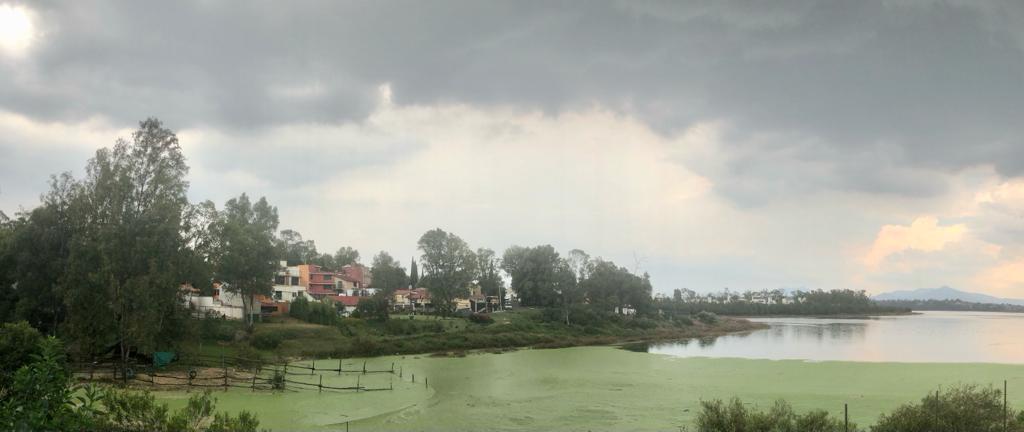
[2,1,1024,297]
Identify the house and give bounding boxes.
[182,282,261,320]
[298,264,335,296]
[324,295,361,316]
[336,264,372,291]
[272,262,307,302]
[392,288,431,311]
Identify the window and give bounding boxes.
[290,277,300,285]
[274,275,285,285]
[274,291,283,300]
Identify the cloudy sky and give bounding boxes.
[2,1,1024,297]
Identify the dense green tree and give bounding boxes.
[60,118,194,365]
[333,246,360,267]
[276,229,318,265]
[371,251,408,293]
[211,194,279,326]
[353,293,391,322]
[2,175,76,333]
[501,245,568,308]
[418,229,476,316]
[0,321,43,390]
[581,259,652,315]
[474,248,504,298]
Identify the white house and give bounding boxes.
[272,262,307,302]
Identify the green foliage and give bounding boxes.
[276,229,319,266]
[0,337,81,431]
[697,398,853,432]
[581,259,653,316]
[371,251,408,293]
[502,245,570,307]
[212,193,280,326]
[0,321,43,388]
[289,296,310,321]
[333,246,360,268]
[872,384,1023,432]
[695,311,719,325]
[250,332,284,350]
[354,294,391,322]
[307,300,339,326]
[659,289,904,317]
[418,229,476,315]
[0,333,262,431]
[475,248,505,298]
[409,258,419,287]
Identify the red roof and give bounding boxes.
[327,295,360,306]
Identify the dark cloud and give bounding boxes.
[2,0,1023,200]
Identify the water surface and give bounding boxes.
[649,311,1024,363]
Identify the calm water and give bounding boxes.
[649,311,1024,363]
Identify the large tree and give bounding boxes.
[63,118,194,364]
[211,194,279,326]
[417,229,476,315]
[333,246,360,267]
[581,259,653,315]
[370,251,407,293]
[474,248,505,299]
[501,245,566,308]
[275,229,318,265]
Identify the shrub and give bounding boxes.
[250,332,284,350]
[469,313,494,325]
[353,294,390,322]
[695,311,719,325]
[673,316,694,327]
[0,321,43,387]
[872,384,1024,432]
[696,398,851,432]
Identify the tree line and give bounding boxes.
[658,288,907,316]
[0,118,658,362]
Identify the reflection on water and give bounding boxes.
[648,311,1024,363]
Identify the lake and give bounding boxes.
[649,311,1024,363]
[158,311,1024,430]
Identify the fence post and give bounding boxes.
[844,403,848,432]
[363,360,367,374]
[425,377,428,389]
[391,362,394,374]
[412,373,415,383]
[338,358,342,376]
[356,375,360,392]
[311,360,315,375]
[400,366,403,378]
[319,375,323,393]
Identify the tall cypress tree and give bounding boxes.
[409,258,418,288]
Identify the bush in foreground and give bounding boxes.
[872,384,1024,432]
[697,398,852,432]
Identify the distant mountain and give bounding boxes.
[873,286,1024,306]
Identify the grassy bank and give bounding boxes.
[181,309,765,361]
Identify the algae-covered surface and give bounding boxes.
[156,346,1024,431]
